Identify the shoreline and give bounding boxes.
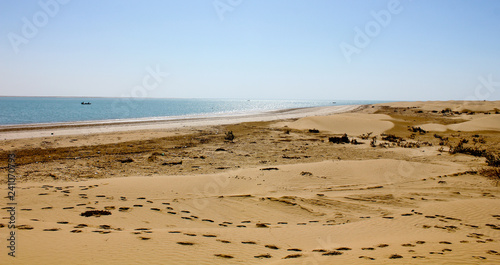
[0,104,362,140]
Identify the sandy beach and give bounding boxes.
[1,101,500,264]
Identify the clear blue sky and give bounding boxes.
[1,0,499,100]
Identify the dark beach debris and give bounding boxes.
[118,158,134,163]
[329,134,349,144]
[80,210,112,217]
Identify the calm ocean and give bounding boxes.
[0,97,386,126]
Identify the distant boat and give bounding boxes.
[332,101,336,104]
[81,102,91,105]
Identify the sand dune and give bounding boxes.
[380,100,500,113]
[276,113,394,135]
[421,116,500,132]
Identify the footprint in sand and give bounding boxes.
[283,254,302,259]
[150,208,161,211]
[254,254,272,259]
[439,241,452,245]
[63,207,74,209]
[74,224,88,228]
[217,240,231,244]
[139,237,151,240]
[43,228,61,231]
[41,207,53,210]
[168,231,181,234]
[336,247,351,251]
[202,219,214,222]
[70,229,82,233]
[322,251,343,256]
[362,247,375,250]
[17,225,34,230]
[486,250,500,255]
[359,256,375,260]
[389,254,403,259]
[57,221,69,224]
[377,244,389,248]
[242,241,256,244]
[177,242,195,246]
[203,234,217,238]
[214,254,233,259]
[265,245,279,250]
[236,225,246,228]
[133,205,143,207]
[287,248,302,252]
[184,233,196,237]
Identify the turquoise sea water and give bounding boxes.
[0,97,387,126]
